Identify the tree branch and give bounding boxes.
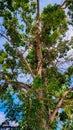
[50,87,73,124]
[0,33,34,78]
[15,80,31,90]
[59,0,67,9]
[0,126,19,129]
[0,72,31,90]
[63,98,73,103]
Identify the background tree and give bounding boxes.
[0,0,73,129]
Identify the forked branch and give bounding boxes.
[50,87,73,124]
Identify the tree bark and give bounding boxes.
[36,0,42,77]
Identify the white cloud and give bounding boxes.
[65,26,73,40]
[0,112,19,127]
[0,112,6,125]
[56,54,73,71]
[9,121,19,127]
[67,49,73,60]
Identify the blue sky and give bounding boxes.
[40,0,63,10]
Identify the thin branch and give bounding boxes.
[0,126,19,129]
[59,0,67,9]
[0,32,34,78]
[0,72,31,90]
[59,0,73,9]
[50,87,73,124]
[15,80,31,90]
[1,78,31,90]
[0,82,8,89]
[63,98,73,103]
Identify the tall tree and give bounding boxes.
[0,0,73,129]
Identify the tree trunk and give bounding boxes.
[35,1,49,130]
[36,0,42,77]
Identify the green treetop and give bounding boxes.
[0,0,73,129]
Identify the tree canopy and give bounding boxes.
[0,0,73,129]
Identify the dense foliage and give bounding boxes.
[0,0,73,130]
